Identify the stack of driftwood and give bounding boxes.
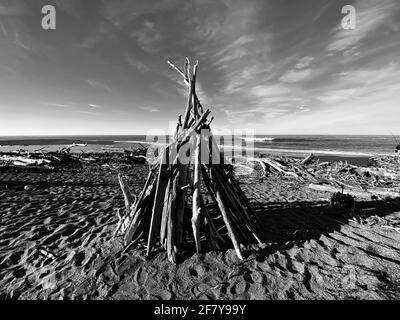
[237,153,400,200]
[245,154,319,182]
[123,145,148,164]
[308,157,400,200]
[0,143,89,171]
[114,59,262,263]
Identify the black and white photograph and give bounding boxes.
[0,0,400,306]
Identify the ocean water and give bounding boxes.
[0,135,398,157]
[240,135,399,156]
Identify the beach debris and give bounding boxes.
[309,183,400,200]
[0,143,94,170]
[37,248,57,261]
[233,164,255,176]
[245,157,318,182]
[0,153,55,172]
[301,153,315,166]
[59,142,87,154]
[114,58,262,263]
[0,155,51,166]
[124,145,149,164]
[232,151,400,201]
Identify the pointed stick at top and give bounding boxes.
[184,57,191,83]
[182,62,195,128]
[192,62,199,119]
[167,60,190,87]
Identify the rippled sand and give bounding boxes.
[0,162,399,300]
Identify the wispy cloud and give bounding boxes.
[130,21,162,53]
[87,79,113,93]
[76,110,98,115]
[279,56,314,83]
[14,31,31,51]
[312,1,334,24]
[318,88,357,104]
[139,106,160,112]
[40,101,74,108]
[126,55,149,73]
[326,0,398,53]
[222,106,290,125]
[213,35,256,66]
[214,33,273,96]
[0,2,27,16]
[279,69,312,83]
[88,103,102,108]
[0,20,8,35]
[250,84,290,98]
[295,56,314,69]
[296,105,311,113]
[0,64,17,75]
[78,35,101,49]
[319,63,400,104]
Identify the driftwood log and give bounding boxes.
[301,153,315,165]
[309,183,400,200]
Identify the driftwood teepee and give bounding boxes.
[114,58,262,263]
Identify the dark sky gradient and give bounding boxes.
[0,0,399,135]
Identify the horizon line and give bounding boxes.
[0,133,396,137]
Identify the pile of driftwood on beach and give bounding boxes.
[123,145,148,164]
[114,59,262,263]
[0,143,152,175]
[237,153,400,201]
[0,143,90,171]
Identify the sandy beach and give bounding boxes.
[2,0,400,305]
[1,152,399,300]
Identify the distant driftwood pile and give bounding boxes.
[114,59,262,263]
[240,154,400,201]
[0,143,89,171]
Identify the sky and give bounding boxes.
[0,0,399,135]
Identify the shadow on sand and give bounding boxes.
[249,198,400,261]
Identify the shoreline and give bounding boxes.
[0,142,397,167]
[116,140,397,158]
[0,135,397,159]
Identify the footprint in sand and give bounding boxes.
[72,251,86,267]
[7,250,23,264]
[249,270,265,284]
[12,267,26,278]
[189,264,209,278]
[229,278,249,296]
[65,229,88,243]
[133,267,148,287]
